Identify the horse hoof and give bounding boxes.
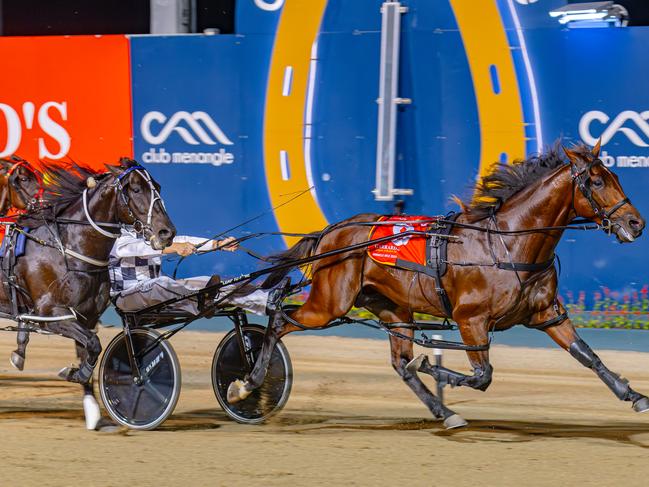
[10,352,24,371]
[633,396,649,413]
[95,417,121,433]
[227,379,251,404]
[406,354,426,374]
[443,414,468,430]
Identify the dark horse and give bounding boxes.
[227,142,648,428]
[3,158,175,429]
[0,156,42,214]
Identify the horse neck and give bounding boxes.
[59,179,119,257]
[493,164,574,263]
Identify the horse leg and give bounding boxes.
[364,301,465,428]
[227,260,362,404]
[44,318,103,429]
[10,323,30,371]
[41,317,102,385]
[541,316,649,412]
[75,341,102,430]
[414,316,494,392]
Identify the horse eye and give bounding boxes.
[20,176,28,182]
[131,185,141,194]
[592,178,604,189]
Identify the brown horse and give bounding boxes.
[227,142,648,428]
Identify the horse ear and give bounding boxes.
[591,138,602,158]
[563,145,579,163]
[118,157,136,168]
[105,164,121,175]
[86,177,97,188]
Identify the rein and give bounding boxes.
[82,189,121,239]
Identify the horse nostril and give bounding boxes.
[158,228,172,240]
[629,219,643,231]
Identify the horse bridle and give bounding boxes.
[82,165,165,240]
[571,158,630,233]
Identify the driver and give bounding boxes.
[109,227,276,315]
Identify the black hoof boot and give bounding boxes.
[633,396,649,413]
[58,366,80,383]
[58,361,94,384]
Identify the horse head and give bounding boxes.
[107,158,176,250]
[565,141,644,243]
[0,156,42,213]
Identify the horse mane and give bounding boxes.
[19,157,139,227]
[460,143,592,222]
[41,163,108,208]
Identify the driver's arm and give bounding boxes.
[161,236,239,257]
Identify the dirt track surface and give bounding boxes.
[2,327,649,486]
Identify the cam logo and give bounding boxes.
[0,101,70,159]
[140,110,235,166]
[579,110,649,147]
[579,110,649,168]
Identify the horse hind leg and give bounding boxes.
[364,300,466,429]
[414,315,493,392]
[40,314,102,386]
[10,322,30,371]
[228,261,362,404]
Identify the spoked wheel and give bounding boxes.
[212,324,292,424]
[99,328,181,430]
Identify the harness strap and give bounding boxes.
[82,189,121,239]
[525,311,568,331]
[16,226,109,267]
[63,248,109,267]
[496,256,555,272]
[604,197,629,219]
[428,212,459,318]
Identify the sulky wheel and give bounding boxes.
[212,324,292,424]
[99,328,181,430]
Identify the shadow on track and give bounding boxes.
[434,420,649,448]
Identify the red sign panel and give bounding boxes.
[0,35,133,170]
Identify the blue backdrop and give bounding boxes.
[128,0,649,314]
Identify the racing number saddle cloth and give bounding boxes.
[368,215,438,269]
[367,213,459,316]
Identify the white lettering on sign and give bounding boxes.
[0,101,70,159]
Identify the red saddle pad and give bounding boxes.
[367,215,439,267]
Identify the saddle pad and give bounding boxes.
[0,229,28,258]
[367,215,439,267]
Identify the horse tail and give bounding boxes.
[261,232,321,289]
